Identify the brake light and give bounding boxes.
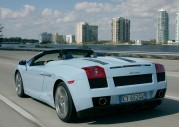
[154,63,165,73]
[82,66,106,79]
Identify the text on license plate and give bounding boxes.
[121,93,146,103]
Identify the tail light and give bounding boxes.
[82,66,106,79]
[154,63,165,82]
[154,63,165,73]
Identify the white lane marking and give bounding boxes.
[166,74,179,77]
[166,95,179,101]
[166,71,179,77]
[0,93,46,127]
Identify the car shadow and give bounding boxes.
[74,98,179,124]
[31,98,54,109]
[21,95,31,98]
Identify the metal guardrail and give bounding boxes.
[1,46,179,60]
[1,43,179,52]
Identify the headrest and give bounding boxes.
[62,54,73,59]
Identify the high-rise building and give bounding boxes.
[76,22,98,44]
[157,9,169,44]
[112,17,130,44]
[89,26,98,42]
[58,35,65,44]
[176,13,179,42]
[39,32,52,43]
[52,33,65,44]
[52,33,59,44]
[66,34,75,44]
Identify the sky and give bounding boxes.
[0,0,179,41]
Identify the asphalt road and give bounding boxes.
[0,50,179,127]
[0,100,40,127]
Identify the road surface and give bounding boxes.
[0,50,179,127]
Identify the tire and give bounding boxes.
[15,72,25,97]
[55,82,76,122]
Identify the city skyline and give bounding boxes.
[0,0,179,41]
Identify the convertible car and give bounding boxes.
[14,49,167,122]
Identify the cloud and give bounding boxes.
[41,8,77,23]
[42,8,64,18]
[75,2,113,13]
[62,12,77,22]
[42,8,53,17]
[0,5,35,19]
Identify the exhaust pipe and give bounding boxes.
[158,89,164,98]
[155,89,166,99]
[99,98,107,106]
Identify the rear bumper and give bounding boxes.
[77,98,163,118]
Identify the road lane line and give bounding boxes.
[0,93,46,127]
[166,95,179,101]
[166,73,179,77]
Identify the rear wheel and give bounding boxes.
[15,72,25,97]
[55,82,76,122]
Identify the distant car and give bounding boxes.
[14,49,167,122]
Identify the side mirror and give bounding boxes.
[19,60,27,65]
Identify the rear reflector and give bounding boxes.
[68,80,75,84]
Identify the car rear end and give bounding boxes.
[67,57,167,117]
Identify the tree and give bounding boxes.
[148,39,156,45]
[0,24,3,37]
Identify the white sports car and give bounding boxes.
[14,49,167,122]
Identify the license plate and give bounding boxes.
[121,93,146,103]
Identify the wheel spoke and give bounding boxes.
[60,103,65,114]
[63,98,68,116]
